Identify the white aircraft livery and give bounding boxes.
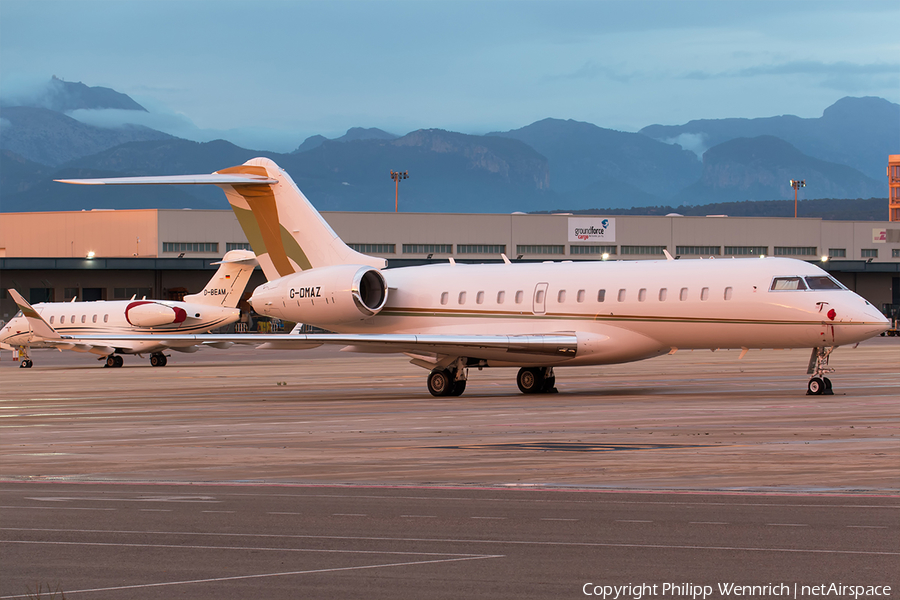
[2,250,257,368]
[51,158,889,395]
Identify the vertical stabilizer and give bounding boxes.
[216,158,386,281]
[7,289,61,340]
[183,249,258,307]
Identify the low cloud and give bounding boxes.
[661,132,709,158]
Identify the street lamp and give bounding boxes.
[390,170,409,212]
[790,179,805,218]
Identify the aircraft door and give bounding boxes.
[533,282,549,315]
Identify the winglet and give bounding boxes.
[663,249,675,261]
[8,289,62,340]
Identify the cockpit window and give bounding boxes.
[804,276,845,290]
[770,277,807,291]
[13,311,22,318]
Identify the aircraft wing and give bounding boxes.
[41,332,580,360]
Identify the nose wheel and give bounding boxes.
[806,347,835,395]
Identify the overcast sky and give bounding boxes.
[2,0,898,152]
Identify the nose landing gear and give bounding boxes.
[806,346,835,395]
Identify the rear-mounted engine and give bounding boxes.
[250,265,388,326]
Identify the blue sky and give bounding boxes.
[2,0,898,152]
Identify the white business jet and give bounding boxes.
[53,158,888,395]
[2,250,256,368]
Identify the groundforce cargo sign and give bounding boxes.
[569,217,615,243]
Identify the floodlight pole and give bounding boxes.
[390,170,408,212]
[790,179,805,218]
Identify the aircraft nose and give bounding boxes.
[834,297,890,342]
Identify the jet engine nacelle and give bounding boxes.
[250,265,388,326]
[125,301,187,327]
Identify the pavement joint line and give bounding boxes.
[4,527,895,555]
[0,554,504,599]
[0,539,493,557]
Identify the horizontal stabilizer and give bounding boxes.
[55,174,278,186]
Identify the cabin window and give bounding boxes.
[577,289,585,303]
[440,292,449,305]
[638,288,647,302]
[679,287,688,301]
[770,277,807,291]
[515,290,524,304]
[71,315,75,323]
[597,289,606,302]
[558,290,566,303]
[535,289,545,304]
[659,288,667,301]
[60,315,65,324]
[104,314,109,323]
[724,287,733,300]
[805,276,843,290]
[701,287,709,301]
[617,289,626,302]
[476,291,484,304]
[81,315,86,323]
[497,291,506,304]
[458,291,467,304]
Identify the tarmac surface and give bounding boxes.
[1,338,898,597]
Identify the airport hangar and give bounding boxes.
[1,208,899,324]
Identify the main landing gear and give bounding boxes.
[425,364,560,397]
[806,346,835,395]
[150,352,168,367]
[19,359,33,369]
[516,367,558,394]
[104,354,124,368]
[427,368,467,397]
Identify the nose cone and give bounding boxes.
[0,317,28,345]
[833,296,891,344]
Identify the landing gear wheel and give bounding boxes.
[150,353,168,367]
[114,355,124,368]
[823,377,833,395]
[449,379,467,397]
[541,376,557,393]
[517,367,544,394]
[106,355,116,368]
[20,359,33,369]
[807,377,824,395]
[427,370,452,397]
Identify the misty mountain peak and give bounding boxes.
[0,76,147,113]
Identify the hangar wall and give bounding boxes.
[2,209,898,322]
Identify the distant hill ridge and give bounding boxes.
[0,77,894,218]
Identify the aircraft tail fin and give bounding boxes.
[183,249,258,307]
[7,289,62,340]
[56,158,387,282]
[216,158,386,280]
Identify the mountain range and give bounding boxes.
[0,78,894,217]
